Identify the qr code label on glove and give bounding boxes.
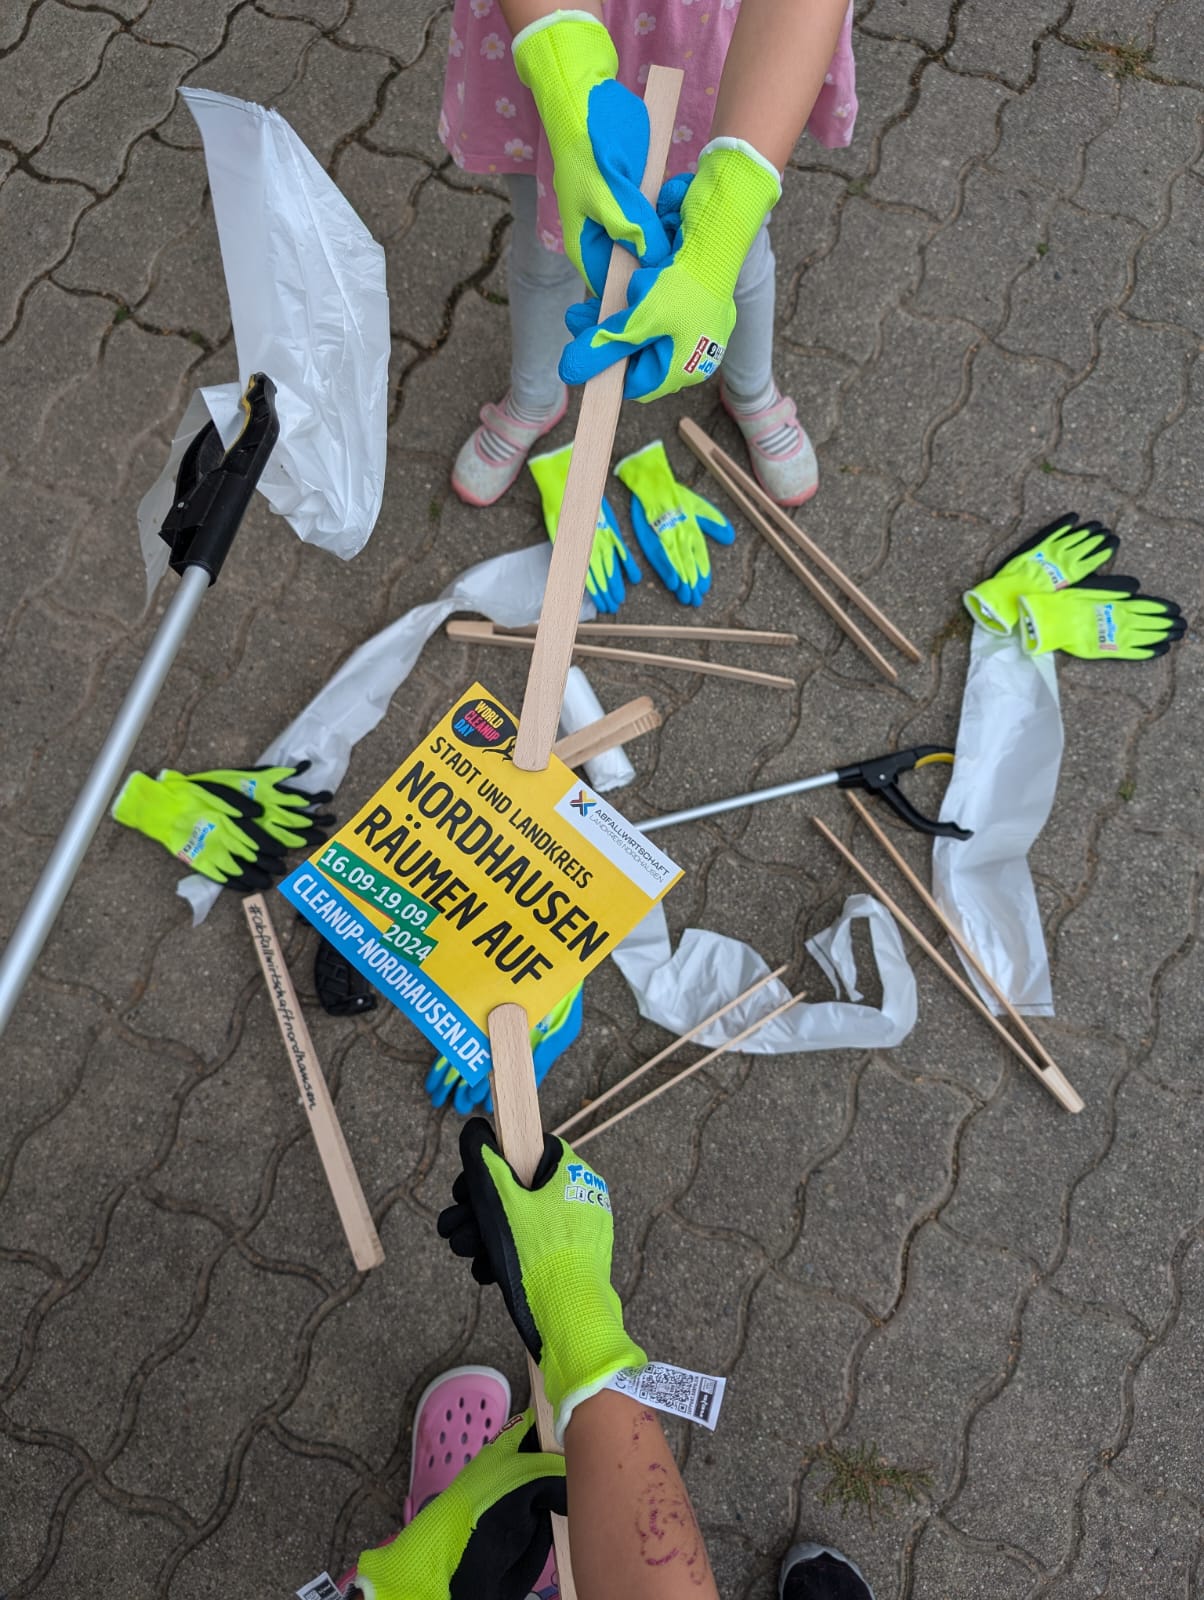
[606,1362,726,1430]
[296,1574,342,1600]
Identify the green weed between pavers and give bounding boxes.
[1070,35,1154,78]
[816,1440,933,1527]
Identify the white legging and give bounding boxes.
[505,174,777,413]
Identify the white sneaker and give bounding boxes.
[721,384,818,507]
[451,388,568,507]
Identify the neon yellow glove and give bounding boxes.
[964,514,1119,634]
[512,11,668,294]
[529,443,641,615]
[560,137,782,402]
[111,772,285,891]
[1019,582,1185,660]
[157,763,333,853]
[615,439,735,606]
[438,1119,646,1442]
[352,1410,566,1600]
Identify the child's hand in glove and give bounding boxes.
[438,1119,646,1443]
[559,137,781,402]
[616,440,734,607]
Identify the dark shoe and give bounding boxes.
[780,1541,875,1600]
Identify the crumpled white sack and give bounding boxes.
[612,892,917,1052]
[933,627,1062,1015]
[139,88,388,596]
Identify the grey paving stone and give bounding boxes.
[332,144,430,247]
[780,1059,965,1315]
[1064,0,1161,44]
[1120,1233,1204,1500]
[947,1287,1141,1566]
[625,1213,763,1376]
[38,1483,181,1596]
[338,0,438,62]
[33,35,192,192]
[136,203,232,343]
[388,176,508,349]
[990,38,1120,195]
[0,2,117,152]
[280,1197,476,1465]
[54,136,208,308]
[782,198,929,364]
[999,202,1143,370]
[910,1515,1034,1599]
[372,16,455,166]
[0,1431,78,1588]
[836,306,970,484]
[0,173,90,340]
[684,1268,868,1553]
[859,0,953,49]
[920,343,1062,521]
[0,475,95,634]
[851,1223,1030,1491]
[1076,79,1203,227]
[1052,1074,1204,1327]
[947,0,1065,87]
[1155,0,1204,83]
[1147,360,1204,522]
[0,1,35,51]
[1053,818,1199,1050]
[4,1191,219,1458]
[1039,1469,1200,1597]
[872,64,1010,217]
[1127,169,1204,336]
[274,33,394,168]
[913,165,1051,333]
[681,1049,854,1259]
[134,0,243,56]
[106,1247,322,1518]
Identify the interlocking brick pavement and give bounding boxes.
[1,2,1202,1596]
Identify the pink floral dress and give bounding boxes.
[439,1,858,252]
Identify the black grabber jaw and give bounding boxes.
[158,373,279,584]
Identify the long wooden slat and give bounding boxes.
[554,963,790,1137]
[506,621,798,645]
[843,790,1079,1100]
[678,424,899,683]
[486,66,684,1600]
[679,417,922,662]
[571,992,804,1148]
[242,895,384,1270]
[448,619,796,690]
[811,818,1083,1113]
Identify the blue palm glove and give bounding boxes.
[559,136,782,402]
[512,11,669,295]
[615,440,735,607]
[529,442,640,614]
[425,983,584,1116]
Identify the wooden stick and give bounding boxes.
[488,67,684,1600]
[242,895,385,1270]
[554,963,790,1137]
[843,791,1080,1106]
[448,620,796,690]
[513,70,684,770]
[678,427,900,683]
[552,696,661,768]
[572,993,804,1148]
[810,819,1083,1113]
[507,622,798,646]
[679,417,923,663]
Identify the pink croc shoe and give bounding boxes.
[334,1365,512,1598]
[720,383,818,508]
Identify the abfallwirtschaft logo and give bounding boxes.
[569,789,597,817]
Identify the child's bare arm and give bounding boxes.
[714,0,851,169]
[565,1389,720,1600]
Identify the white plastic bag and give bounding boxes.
[140,89,388,595]
[932,628,1062,1015]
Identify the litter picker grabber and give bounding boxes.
[484,67,683,1600]
[0,374,279,1037]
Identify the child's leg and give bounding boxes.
[720,223,819,508]
[452,175,580,507]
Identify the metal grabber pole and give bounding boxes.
[0,374,280,1037]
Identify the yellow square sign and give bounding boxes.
[278,683,681,1082]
